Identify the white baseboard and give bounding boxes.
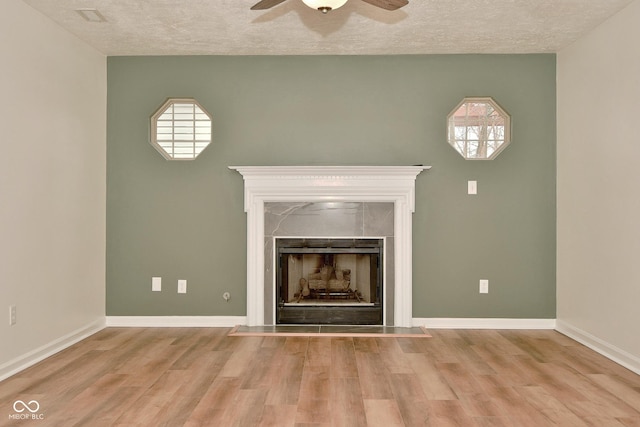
[107,317,555,330]
[105,316,247,328]
[556,320,640,375]
[0,318,106,382]
[415,317,557,329]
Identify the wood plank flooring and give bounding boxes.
[1,328,639,426]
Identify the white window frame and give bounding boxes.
[447,97,511,160]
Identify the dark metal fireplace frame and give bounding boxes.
[275,238,384,325]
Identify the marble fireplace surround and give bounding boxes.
[230,165,429,327]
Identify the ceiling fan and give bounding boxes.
[251,0,409,14]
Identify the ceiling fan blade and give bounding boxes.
[251,0,289,10]
[360,0,408,11]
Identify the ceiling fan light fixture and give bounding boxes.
[301,0,348,13]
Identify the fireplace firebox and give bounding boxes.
[276,238,383,325]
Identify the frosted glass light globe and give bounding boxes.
[301,0,349,13]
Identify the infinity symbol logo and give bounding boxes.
[13,400,40,413]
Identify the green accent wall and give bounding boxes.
[106,55,556,318]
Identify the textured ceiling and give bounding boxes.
[22,0,634,56]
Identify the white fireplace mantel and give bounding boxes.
[229,165,429,327]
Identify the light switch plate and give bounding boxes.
[152,277,162,292]
[479,279,489,294]
[468,180,478,195]
[178,280,187,294]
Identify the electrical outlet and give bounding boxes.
[9,306,16,326]
[152,277,162,292]
[479,279,489,294]
[178,280,187,294]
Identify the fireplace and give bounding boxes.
[230,165,429,327]
[276,238,383,325]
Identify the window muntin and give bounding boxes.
[150,98,212,160]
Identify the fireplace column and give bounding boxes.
[246,198,265,327]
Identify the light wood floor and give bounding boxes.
[1,328,639,426]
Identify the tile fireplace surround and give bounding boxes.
[230,165,429,327]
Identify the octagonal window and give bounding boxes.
[447,97,511,160]
[150,98,212,160]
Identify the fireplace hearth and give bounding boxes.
[276,238,383,325]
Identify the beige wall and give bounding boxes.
[0,0,106,377]
[557,0,640,371]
